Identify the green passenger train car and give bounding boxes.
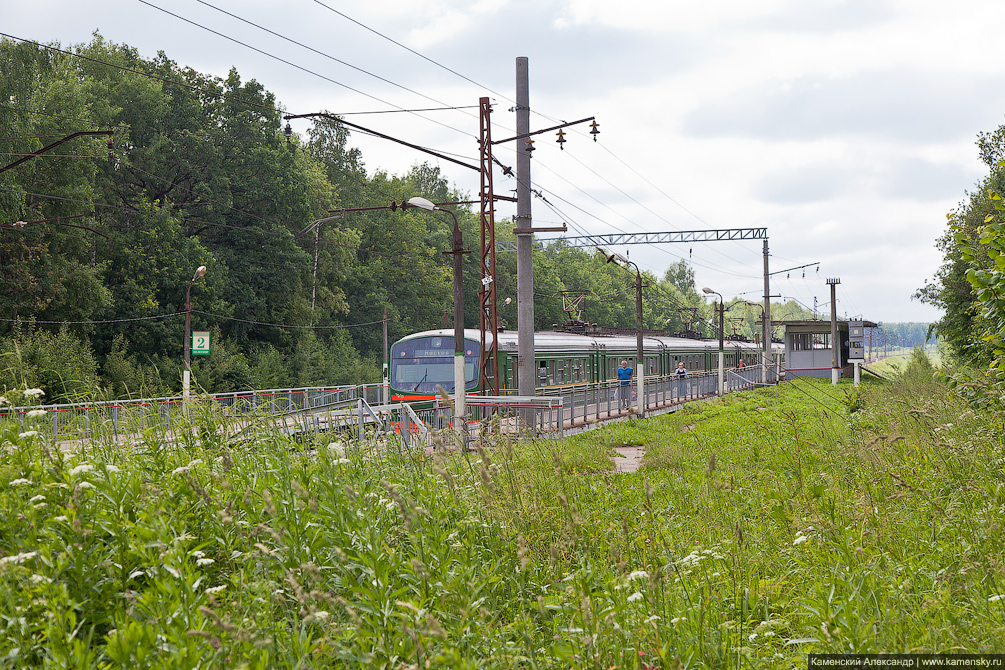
[390,329,780,402]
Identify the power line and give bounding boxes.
[311,0,516,106]
[0,33,280,114]
[135,0,474,139]
[193,309,383,330]
[194,0,481,123]
[0,312,185,325]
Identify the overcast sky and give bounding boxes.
[8,0,1005,323]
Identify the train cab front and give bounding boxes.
[390,333,480,405]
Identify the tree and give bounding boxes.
[916,121,1005,366]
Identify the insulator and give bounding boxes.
[525,138,535,154]
[556,128,566,150]
[589,120,600,141]
[283,122,292,140]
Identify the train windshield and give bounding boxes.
[391,336,480,393]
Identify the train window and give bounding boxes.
[549,361,556,385]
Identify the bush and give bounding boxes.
[0,328,100,403]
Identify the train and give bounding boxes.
[389,328,782,401]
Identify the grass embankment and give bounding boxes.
[1,352,1003,668]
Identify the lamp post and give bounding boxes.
[603,250,644,418]
[406,197,466,434]
[183,265,208,398]
[703,287,725,395]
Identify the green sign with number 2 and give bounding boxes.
[192,331,211,356]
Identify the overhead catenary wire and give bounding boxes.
[554,145,761,270]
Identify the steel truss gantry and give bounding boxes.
[495,228,767,253]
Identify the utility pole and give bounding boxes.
[635,269,644,417]
[515,57,535,402]
[827,277,841,385]
[762,239,771,384]
[507,58,592,401]
[382,302,389,406]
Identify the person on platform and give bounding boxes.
[675,361,688,398]
[616,360,633,410]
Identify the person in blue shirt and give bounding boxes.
[616,360,633,410]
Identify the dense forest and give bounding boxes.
[1,36,924,403]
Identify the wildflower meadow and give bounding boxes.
[1,351,1002,668]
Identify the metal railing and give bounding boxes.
[2,365,779,444]
[0,385,370,443]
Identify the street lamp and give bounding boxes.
[406,197,467,434]
[702,287,725,395]
[183,265,208,398]
[603,250,644,417]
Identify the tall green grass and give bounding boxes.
[1,352,1002,668]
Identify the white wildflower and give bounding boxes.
[192,550,205,558]
[671,617,685,625]
[76,482,95,491]
[749,632,757,641]
[33,502,46,510]
[53,516,68,523]
[30,574,52,584]
[644,615,661,623]
[10,478,31,487]
[26,409,46,419]
[328,442,346,457]
[793,535,808,546]
[627,592,644,602]
[628,570,649,581]
[24,388,45,398]
[196,558,215,566]
[205,585,226,594]
[19,431,38,439]
[336,458,351,465]
[70,464,94,476]
[104,465,120,474]
[313,610,330,621]
[0,551,37,565]
[171,466,189,475]
[989,594,1005,602]
[385,501,396,511]
[0,396,7,405]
